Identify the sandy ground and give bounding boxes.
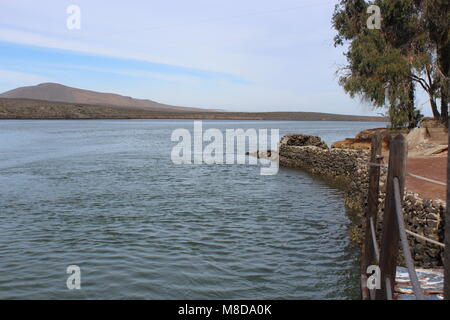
[405,155,447,200]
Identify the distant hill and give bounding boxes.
[0,83,208,112]
[0,97,387,122]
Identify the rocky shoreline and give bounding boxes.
[272,134,445,268]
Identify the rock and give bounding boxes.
[406,127,430,150]
[331,128,393,150]
[427,220,439,228]
[280,134,328,149]
[420,117,447,129]
[332,138,371,150]
[424,145,448,156]
[418,118,448,144]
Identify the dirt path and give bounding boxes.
[405,156,447,200]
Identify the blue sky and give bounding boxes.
[0,0,432,115]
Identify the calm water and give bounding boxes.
[0,120,386,299]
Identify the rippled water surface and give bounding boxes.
[0,120,385,299]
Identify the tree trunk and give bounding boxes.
[442,91,449,125]
[430,98,441,120]
[438,44,449,125]
[407,81,416,128]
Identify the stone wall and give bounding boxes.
[379,190,446,267]
[278,134,445,267]
[279,134,371,212]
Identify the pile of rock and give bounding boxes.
[331,128,392,151]
[280,134,328,149]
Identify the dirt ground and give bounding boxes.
[405,155,447,200]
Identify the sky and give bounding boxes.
[0,0,433,115]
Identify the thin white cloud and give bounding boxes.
[0,27,251,81]
[0,28,168,67]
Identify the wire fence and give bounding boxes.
[393,177,425,300]
[362,133,447,300]
[368,162,447,187]
[369,217,380,263]
[367,161,446,248]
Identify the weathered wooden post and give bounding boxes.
[361,132,382,300]
[445,121,450,300]
[376,134,407,300]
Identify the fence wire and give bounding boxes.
[368,162,447,186]
[393,177,425,300]
[367,161,446,248]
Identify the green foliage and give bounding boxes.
[339,31,411,108]
[333,0,367,45]
[388,103,424,129]
[332,0,449,126]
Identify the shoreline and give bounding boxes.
[260,133,446,268]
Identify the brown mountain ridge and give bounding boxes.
[0,82,207,112]
[0,83,387,121]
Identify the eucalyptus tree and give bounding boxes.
[332,0,448,127]
[415,0,450,122]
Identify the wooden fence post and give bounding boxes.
[445,122,450,300]
[361,132,382,300]
[376,134,407,300]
